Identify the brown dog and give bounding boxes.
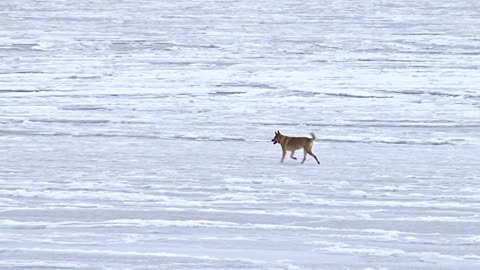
[271,130,320,164]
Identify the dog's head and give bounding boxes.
[271,130,281,144]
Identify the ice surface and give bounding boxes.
[1,0,480,269]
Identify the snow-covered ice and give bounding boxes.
[1,0,480,269]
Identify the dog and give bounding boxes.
[271,130,320,164]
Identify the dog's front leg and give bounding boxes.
[281,148,286,163]
[290,150,297,160]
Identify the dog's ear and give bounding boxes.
[277,130,280,135]
[275,130,278,135]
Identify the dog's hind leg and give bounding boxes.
[307,149,320,165]
[290,150,297,160]
[301,149,307,164]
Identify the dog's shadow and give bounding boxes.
[279,162,306,166]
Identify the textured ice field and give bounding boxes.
[1,0,480,269]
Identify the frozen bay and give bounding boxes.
[1,0,480,269]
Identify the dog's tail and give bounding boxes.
[310,132,316,141]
